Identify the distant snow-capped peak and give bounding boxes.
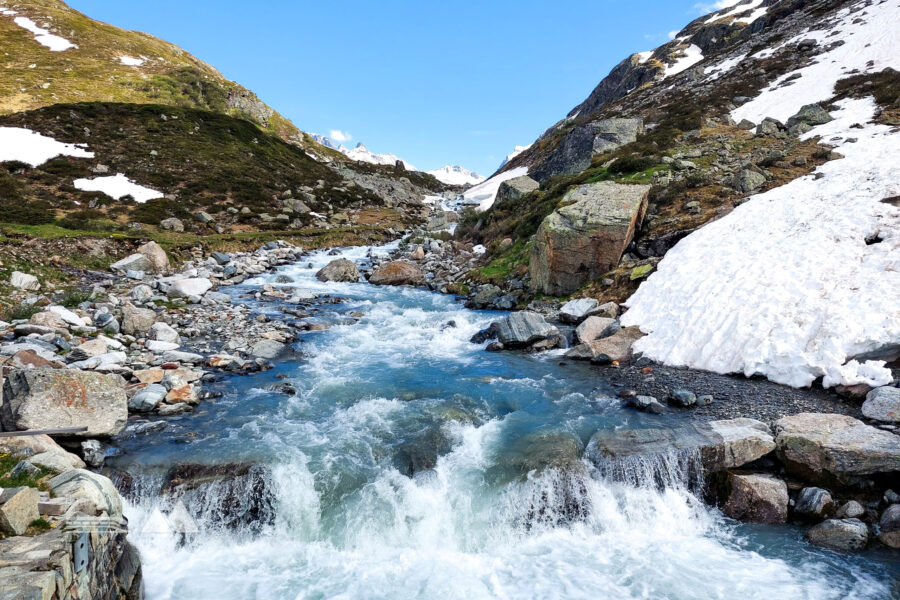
[426,165,486,186]
[498,144,532,169]
[311,134,416,170]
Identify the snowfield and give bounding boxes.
[10,14,76,52]
[0,127,94,166]
[734,0,898,124]
[622,97,900,388]
[461,166,529,211]
[663,44,704,79]
[119,56,146,66]
[426,165,485,186]
[73,174,164,203]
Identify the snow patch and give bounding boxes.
[119,56,146,66]
[0,127,94,166]
[461,166,529,212]
[734,0,899,124]
[663,44,704,79]
[704,53,747,81]
[498,144,532,169]
[73,174,164,204]
[11,15,76,51]
[622,97,900,389]
[636,51,653,64]
[704,0,766,24]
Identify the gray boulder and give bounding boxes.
[558,298,599,324]
[148,321,180,343]
[316,259,359,282]
[732,169,766,193]
[494,311,560,349]
[250,339,288,360]
[1,368,127,436]
[878,504,900,548]
[774,413,900,485]
[48,469,122,518]
[806,519,868,551]
[110,253,153,274]
[564,326,644,363]
[0,487,39,535]
[723,473,788,524]
[9,271,40,291]
[137,241,169,273]
[160,217,184,232]
[590,118,644,155]
[530,181,650,295]
[574,316,618,344]
[586,418,775,474]
[129,384,167,412]
[862,386,900,422]
[494,175,540,207]
[786,104,833,128]
[121,304,156,335]
[167,278,213,298]
[794,487,834,520]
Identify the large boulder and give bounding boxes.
[586,418,775,474]
[9,271,40,290]
[0,487,39,535]
[806,519,868,551]
[862,386,900,422]
[786,103,833,128]
[250,339,288,360]
[590,118,644,155]
[167,278,213,298]
[159,217,184,232]
[574,316,619,344]
[1,368,127,437]
[0,434,85,471]
[558,298,600,324]
[494,175,540,208]
[530,181,650,295]
[48,469,122,518]
[148,321,180,344]
[110,253,153,274]
[530,119,644,182]
[879,504,900,548]
[722,472,788,524]
[369,261,425,286]
[564,326,644,363]
[121,304,156,335]
[315,259,359,282]
[774,413,900,485]
[136,241,169,273]
[495,311,560,349]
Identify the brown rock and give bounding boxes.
[564,326,644,363]
[722,472,788,524]
[133,368,165,384]
[137,240,170,273]
[9,349,64,369]
[28,311,67,330]
[369,261,425,286]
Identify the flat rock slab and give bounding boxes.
[1,368,127,437]
[774,413,900,485]
[0,487,39,536]
[586,418,775,473]
[495,311,559,348]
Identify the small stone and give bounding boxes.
[723,473,788,524]
[878,504,900,548]
[668,389,697,407]
[835,500,865,519]
[794,487,834,520]
[862,386,900,423]
[627,395,665,414]
[806,519,868,551]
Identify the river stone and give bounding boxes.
[110,253,153,274]
[250,338,287,360]
[369,261,425,286]
[862,386,900,422]
[121,304,156,335]
[211,251,231,265]
[495,311,560,349]
[879,504,900,548]
[774,413,900,485]
[0,487,39,535]
[723,473,788,524]
[10,270,40,290]
[148,321,180,343]
[565,326,644,363]
[530,182,650,295]
[794,487,834,520]
[167,278,213,298]
[586,418,775,474]
[48,469,122,518]
[836,500,866,519]
[806,519,868,551]
[316,259,359,282]
[1,368,127,436]
[500,429,585,476]
[29,310,68,330]
[627,395,665,414]
[137,241,169,273]
[575,316,618,344]
[130,284,154,303]
[558,298,599,324]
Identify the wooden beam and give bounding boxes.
[0,427,89,438]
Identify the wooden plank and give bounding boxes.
[0,426,89,437]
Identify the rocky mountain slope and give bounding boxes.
[453,0,899,389]
[0,0,448,272]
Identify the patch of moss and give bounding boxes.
[0,452,55,491]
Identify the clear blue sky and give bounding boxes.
[68,0,711,175]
